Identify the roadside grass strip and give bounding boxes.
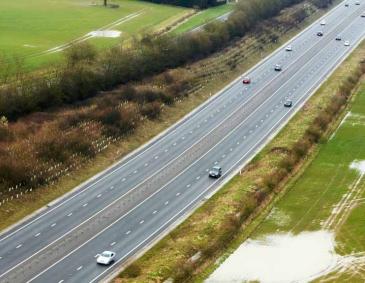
[208,83,365,282]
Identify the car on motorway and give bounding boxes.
[209,166,222,178]
[320,19,326,25]
[284,100,293,107]
[345,2,349,6]
[361,13,365,17]
[317,31,324,36]
[355,0,360,5]
[344,40,350,46]
[242,77,251,84]
[335,35,342,41]
[285,45,293,51]
[96,251,116,265]
[274,64,282,71]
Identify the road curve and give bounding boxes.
[0,1,364,282]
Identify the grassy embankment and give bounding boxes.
[0,0,332,233]
[0,0,191,70]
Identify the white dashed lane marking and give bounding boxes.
[186,184,191,188]
[139,220,144,224]
[110,186,114,189]
[126,230,131,235]
[110,242,116,246]
[122,178,126,182]
[51,223,56,227]
[196,176,200,180]
[82,203,88,207]
[165,201,169,205]
[176,192,181,196]
[34,233,41,237]
[144,163,148,167]
[67,213,73,217]
[153,210,158,214]
[16,244,22,249]
[76,266,83,271]
[58,280,64,283]
[97,194,102,198]
[133,170,138,174]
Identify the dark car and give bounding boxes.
[361,13,365,17]
[284,100,293,107]
[335,35,342,41]
[345,3,349,6]
[209,166,222,178]
[317,31,324,36]
[274,64,282,71]
[242,77,251,84]
[355,1,360,5]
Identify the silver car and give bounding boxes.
[96,251,116,265]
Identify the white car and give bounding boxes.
[320,20,326,25]
[274,64,282,71]
[96,251,116,265]
[344,40,350,46]
[285,45,293,51]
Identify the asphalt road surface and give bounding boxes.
[0,1,364,282]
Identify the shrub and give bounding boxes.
[305,124,322,143]
[141,102,162,120]
[292,138,311,158]
[122,263,142,278]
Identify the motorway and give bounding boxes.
[0,1,364,282]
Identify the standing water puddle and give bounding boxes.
[206,230,361,283]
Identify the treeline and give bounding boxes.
[0,0,315,121]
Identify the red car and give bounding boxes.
[242,77,251,84]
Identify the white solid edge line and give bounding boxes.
[0,0,346,242]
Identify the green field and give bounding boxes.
[172,3,234,34]
[0,0,191,69]
[246,82,365,282]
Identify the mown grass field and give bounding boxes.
[171,3,234,34]
[0,0,190,69]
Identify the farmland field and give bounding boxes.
[0,0,191,69]
[208,81,365,282]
